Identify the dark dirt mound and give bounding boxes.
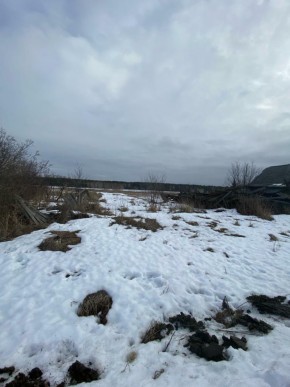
[68,361,100,384]
[38,230,81,252]
[141,322,174,344]
[169,313,205,331]
[237,314,273,334]
[0,366,15,384]
[77,289,113,325]
[185,331,227,362]
[5,370,49,387]
[247,294,290,318]
[222,335,248,351]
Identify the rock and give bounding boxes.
[68,360,100,384]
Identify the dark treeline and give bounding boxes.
[41,176,221,193]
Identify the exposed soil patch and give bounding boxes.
[169,313,205,332]
[247,294,290,318]
[141,322,174,344]
[110,216,163,232]
[68,361,100,384]
[4,368,49,387]
[77,289,113,325]
[38,231,81,252]
[185,330,227,362]
[222,335,247,351]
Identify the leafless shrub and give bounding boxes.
[226,161,261,187]
[146,202,160,212]
[0,129,49,240]
[146,172,166,205]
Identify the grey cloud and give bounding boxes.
[0,0,290,185]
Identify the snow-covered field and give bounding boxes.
[1,192,290,386]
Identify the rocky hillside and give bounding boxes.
[252,164,290,185]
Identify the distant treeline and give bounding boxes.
[40,176,221,193]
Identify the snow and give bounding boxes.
[0,192,290,386]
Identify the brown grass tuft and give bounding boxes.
[111,216,163,232]
[236,196,273,220]
[77,290,113,325]
[141,322,173,344]
[269,233,279,242]
[38,230,81,252]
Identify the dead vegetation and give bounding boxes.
[214,297,273,334]
[38,230,81,252]
[77,290,113,325]
[0,129,50,241]
[110,216,163,232]
[269,233,279,242]
[141,321,173,344]
[185,220,199,227]
[247,295,290,318]
[236,196,273,220]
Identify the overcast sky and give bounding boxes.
[0,0,290,185]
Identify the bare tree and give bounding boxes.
[0,128,50,239]
[226,161,261,187]
[146,172,166,205]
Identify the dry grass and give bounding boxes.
[215,227,228,234]
[110,216,163,232]
[169,203,194,213]
[141,322,173,344]
[269,233,279,242]
[207,221,219,229]
[171,215,181,221]
[204,247,215,252]
[237,196,273,221]
[126,351,138,364]
[185,221,199,227]
[147,203,160,212]
[77,290,113,325]
[38,230,81,252]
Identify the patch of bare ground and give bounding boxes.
[110,216,163,232]
[38,230,81,252]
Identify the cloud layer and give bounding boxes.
[1,0,290,184]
